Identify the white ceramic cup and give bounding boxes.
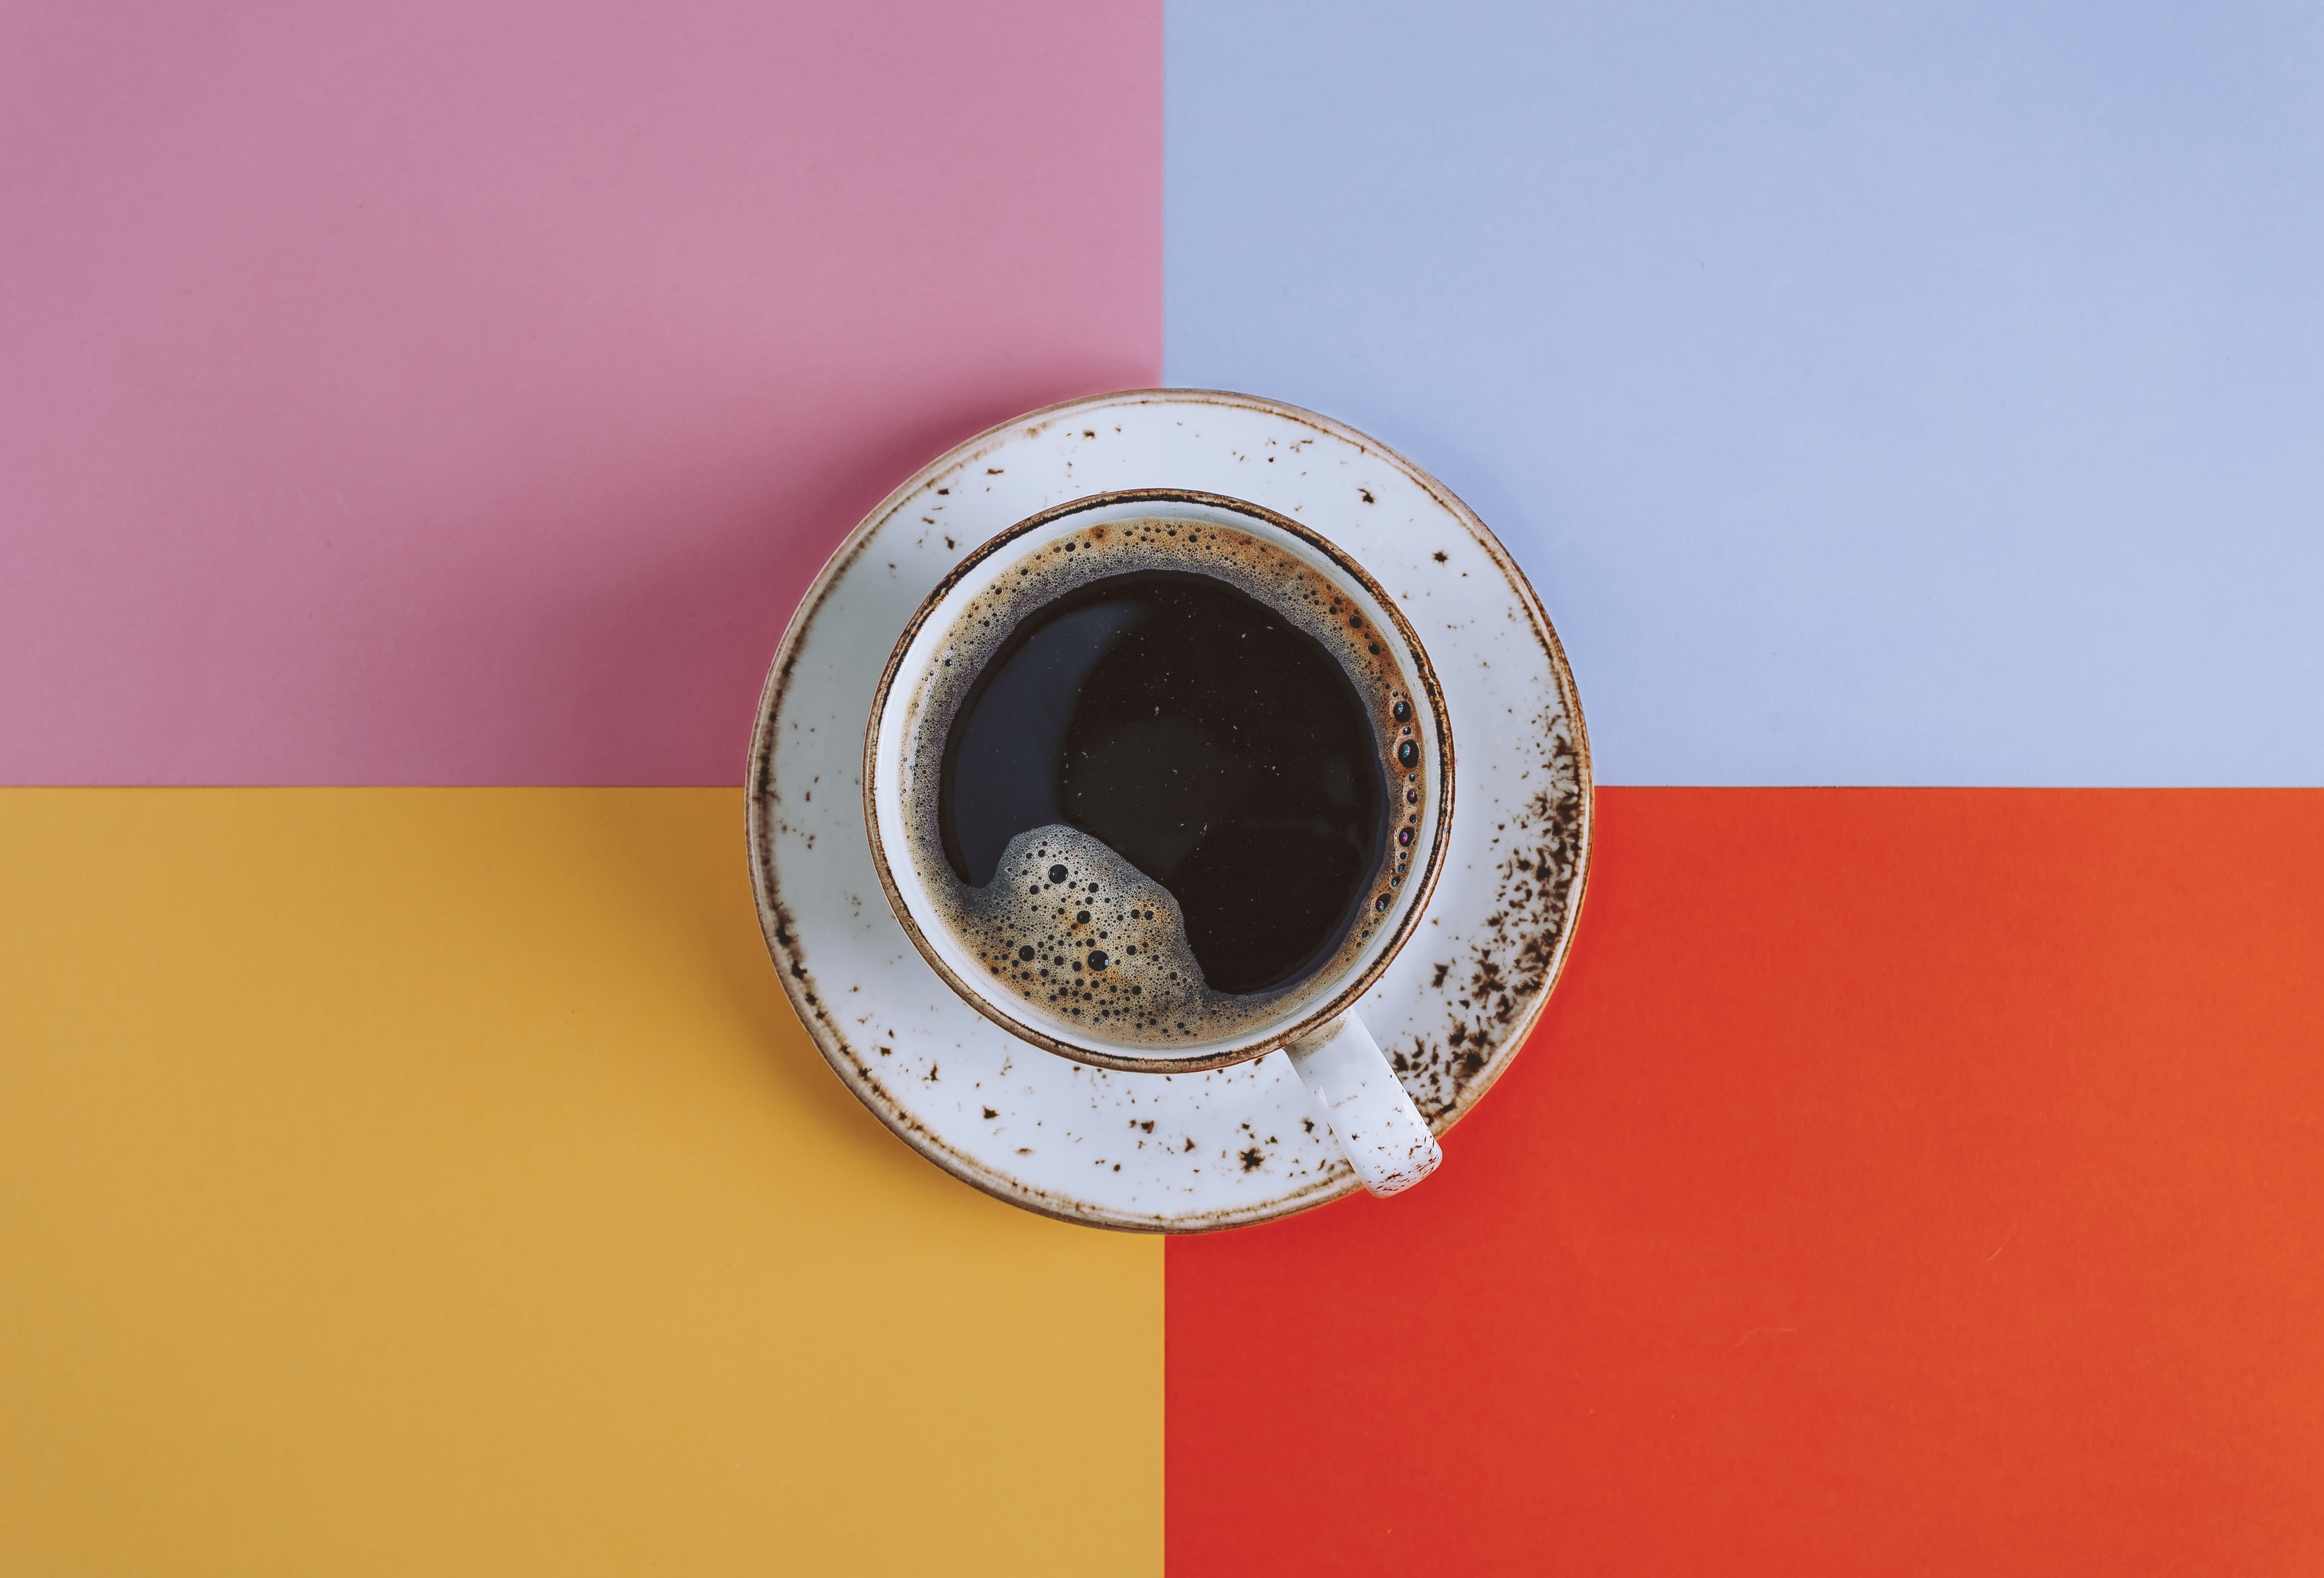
[863,489,1453,1197]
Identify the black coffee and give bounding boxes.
[939,569,1384,994]
[899,516,1425,1048]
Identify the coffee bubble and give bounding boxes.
[941,825,1226,1038]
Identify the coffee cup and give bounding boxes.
[863,489,1452,1196]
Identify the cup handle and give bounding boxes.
[1285,1013,1444,1197]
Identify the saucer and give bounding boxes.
[746,389,1592,1232]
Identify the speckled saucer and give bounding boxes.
[746,389,1592,1232]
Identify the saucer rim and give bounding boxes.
[745,386,1595,1233]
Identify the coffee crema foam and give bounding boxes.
[899,517,1426,1051]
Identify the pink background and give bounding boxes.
[0,0,1160,785]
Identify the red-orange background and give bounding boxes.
[1169,789,2324,1573]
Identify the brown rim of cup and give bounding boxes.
[860,486,1457,1074]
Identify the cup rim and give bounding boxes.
[861,486,1457,1073]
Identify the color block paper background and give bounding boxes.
[0,0,1158,785]
[0,791,1161,1574]
[4,1,2320,1573]
[1168,0,2324,786]
[1169,789,2324,1574]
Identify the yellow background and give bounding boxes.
[0,789,1161,1574]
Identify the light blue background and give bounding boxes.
[1167,2,2324,785]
